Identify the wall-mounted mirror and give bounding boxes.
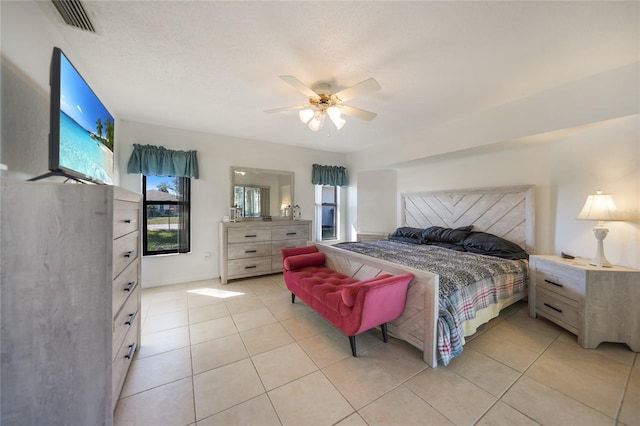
[231,166,294,220]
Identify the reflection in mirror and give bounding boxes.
[231,167,294,220]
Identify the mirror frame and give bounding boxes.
[231,166,295,220]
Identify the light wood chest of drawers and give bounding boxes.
[220,220,312,284]
[529,255,640,351]
[0,181,142,425]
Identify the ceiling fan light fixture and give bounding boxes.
[331,116,346,130]
[308,119,322,131]
[308,112,324,131]
[327,105,341,120]
[267,75,381,132]
[298,108,314,124]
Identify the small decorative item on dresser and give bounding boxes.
[293,204,302,220]
[230,205,243,222]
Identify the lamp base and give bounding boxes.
[590,225,612,268]
[589,256,612,268]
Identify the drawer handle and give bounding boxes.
[544,279,563,288]
[543,303,563,313]
[286,232,297,235]
[125,343,137,359]
[124,281,136,292]
[245,265,257,269]
[244,234,257,238]
[124,219,137,224]
[124,250,135,258]
[125,310,138,326]
[245,250,257,253]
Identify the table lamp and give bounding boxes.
[576,190,621,267]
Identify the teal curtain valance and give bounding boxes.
[311,163,348,186]
[127,144,199,179]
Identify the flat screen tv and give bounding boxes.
[38,47,114,184]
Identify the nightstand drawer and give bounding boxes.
[535,287,579,331]
[533,261,584,302]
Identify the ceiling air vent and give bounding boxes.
[51,0,95,33]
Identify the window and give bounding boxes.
[143,175,191,255]
[316,185,339,241]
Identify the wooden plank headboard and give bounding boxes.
[402,185,535,253]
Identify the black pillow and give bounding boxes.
[462,231,529,260]
[425,241,467,252]
[421,225,473,245]
[390,227,425,244]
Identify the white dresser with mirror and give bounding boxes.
[220,220,312,284]
[221,166,312,284]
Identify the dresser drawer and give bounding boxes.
[228,228,271,243]
[113,285,140,362]
[112,318,139,409]
[533,261,583,302]
[228,242,271,260]
[271,239,308,271]
[112,260,139,318]
[228,257,272,277]
[272,224,310,241]
[272,255,285,272]
[271,239,309,252]
[535,287,579,332]
[113,232,139,279]
[113,200,139,239]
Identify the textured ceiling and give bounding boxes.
[32,1,639,154]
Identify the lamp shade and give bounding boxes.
[576,191,619,221]
[331,116,346,130]
[299,108,314,124]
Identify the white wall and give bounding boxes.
[351,116,639,269]
[355,169,397,235]
[117,120,345,287]
[0,2,347,287]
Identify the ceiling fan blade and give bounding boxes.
[264,105,305,114]
[340,105,378,121]
[334,78,381,101]
[279,75,319,98]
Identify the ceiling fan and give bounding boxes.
[265,75,381,131]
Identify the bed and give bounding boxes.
[314,185,535,367]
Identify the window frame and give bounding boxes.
[315,185,340,241]
[142,175,191,256]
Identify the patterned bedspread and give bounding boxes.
[334,240,528,364]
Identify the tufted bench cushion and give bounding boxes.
[281,245,413,356]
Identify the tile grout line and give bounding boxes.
[613,351,637,424]
[472,305,559,425]
[185,289,199,425]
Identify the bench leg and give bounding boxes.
[349,336,357,357]
[381,323,388,343]
[291,293,296,304]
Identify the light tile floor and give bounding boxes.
[114,274,639,426]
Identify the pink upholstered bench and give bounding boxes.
[281,246,413,356]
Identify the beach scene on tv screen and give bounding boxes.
[59,54,114,184]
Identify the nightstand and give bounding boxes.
[528,255,640,351]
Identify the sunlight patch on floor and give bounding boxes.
[187,288,245,299]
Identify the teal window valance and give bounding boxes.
[311,163,348,186]
[127,144,199,179]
